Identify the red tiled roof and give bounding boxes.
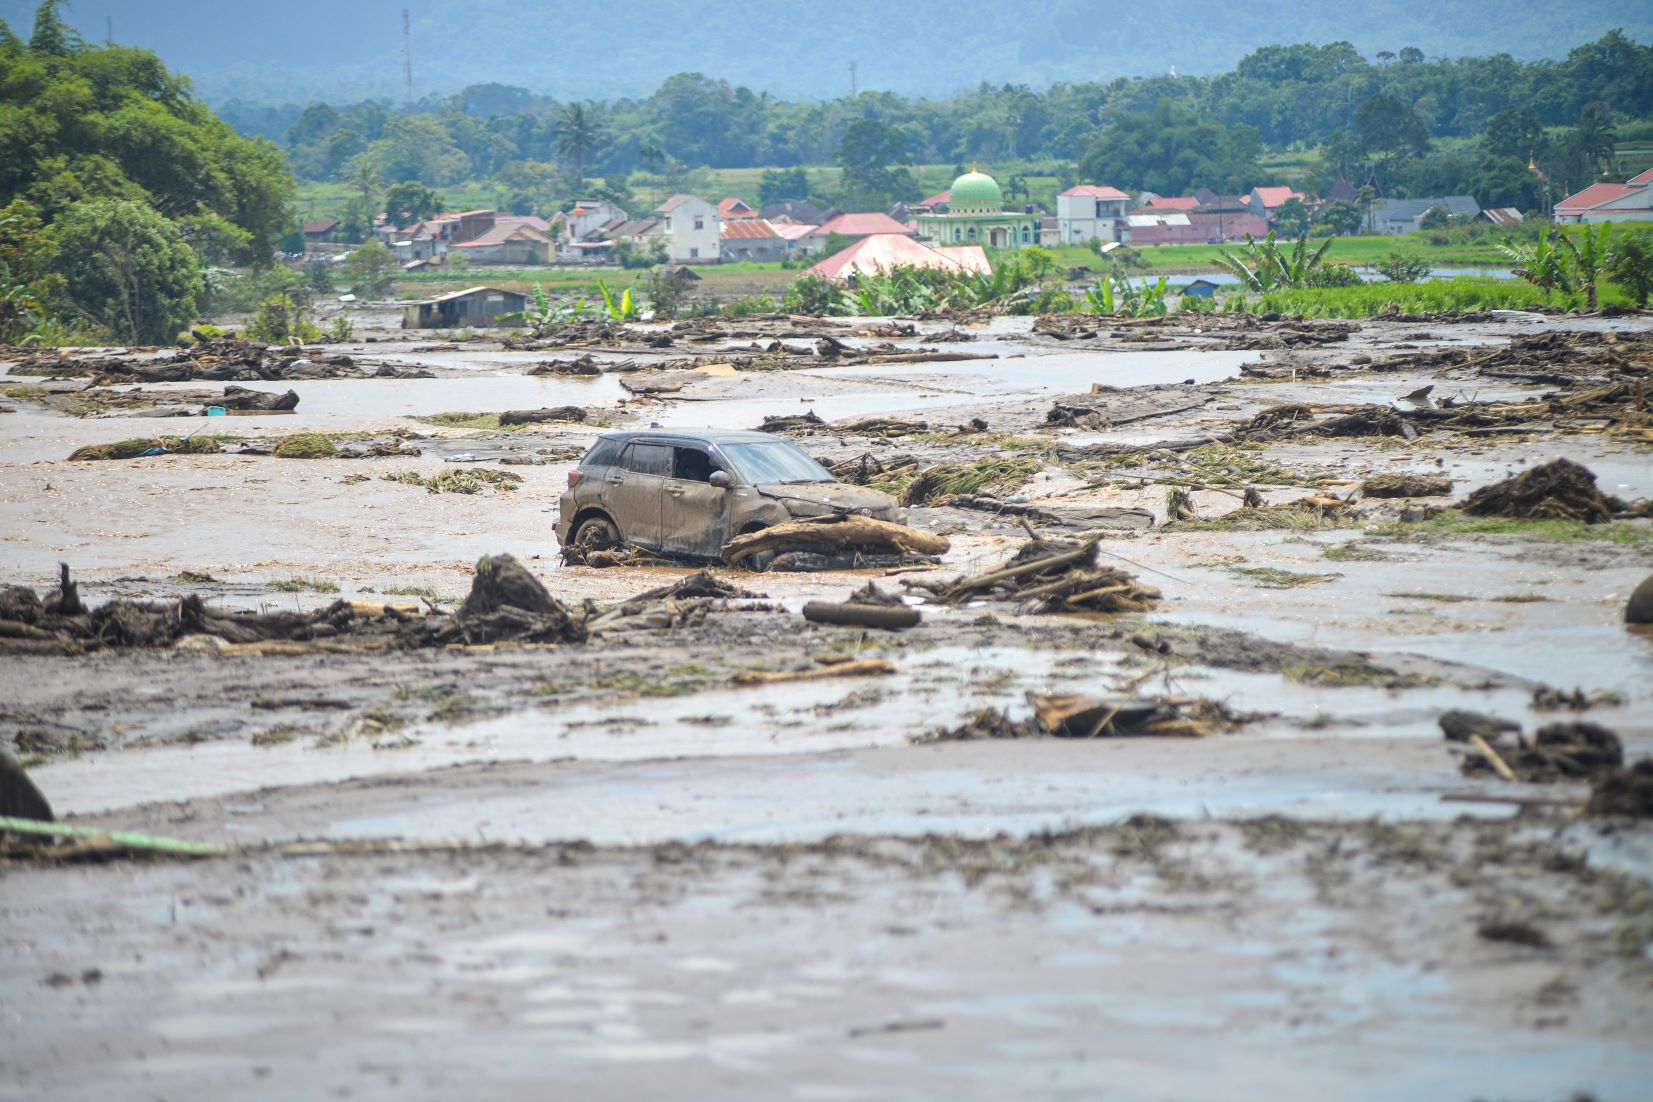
[718,198,757,218]
[302,219,340,234]
[818,212,916,237]
[721,219,781,240]
[1061,185,1130,201]
[1629,168,1653,186]
[918,189,952,206]
[1251,187,1303,208]
[772,223,820,241]
[1142,195,1199,211]
[1556,182,1643,210]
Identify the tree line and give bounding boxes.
[237,33,1651,215]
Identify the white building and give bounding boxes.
[654,195,722,262]
[1056,185,1133,245]
[1555,168,1653,224]
[553,199,628,251]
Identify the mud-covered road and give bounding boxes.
[3,306,1651,1100]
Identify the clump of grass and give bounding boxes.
[1229,566,1340,589]
[380,468,522,494]
[68,436,221,461]
[900,457,1040,505]
[272,433,337,459]
[1282,662,1422,688]
[412,411,504,430]
[268,576,340,593]
[1386,591,1475,602]
[1321,542,1389,562]
[592,667,715,697]
[1369,511,1653,545]
[250,725,302,747]
[1181,443,1322,488]
[379,583,453,605]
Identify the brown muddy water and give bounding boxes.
[2,309,1651,1099]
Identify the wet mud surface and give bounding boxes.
[3,307,1652,1096]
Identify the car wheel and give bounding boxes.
[573,515,619,552]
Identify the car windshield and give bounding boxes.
[721,442,834,484]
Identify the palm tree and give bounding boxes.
[555,103,607,186]
[1569,103,1617,178]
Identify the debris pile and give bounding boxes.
[917,536,1160,614]
[721,515,950,569]
[1586,759,1653,818]
[1460,458,1621,523]
[68,436,221,461]
[497,406,588,426]
[1441,710,1624,783]
[899,459,1037,506]
[9,339,429,383]
[1027,693,1244,737]
[0,556,585,656]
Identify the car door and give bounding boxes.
[602,441,670,548]
[659,444,730,559]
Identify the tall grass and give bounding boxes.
[1251,278,1550,317]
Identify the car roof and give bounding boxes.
[593,430,794,446]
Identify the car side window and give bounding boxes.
[620,442,672,476]
[583,438,621,469]
[672,446,716,483]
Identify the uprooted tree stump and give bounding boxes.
[1460,458,1621,524]
[1361,474,1453,498]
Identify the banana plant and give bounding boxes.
[1560,223,1613,309]
[1498,226,1575,303]
[597,279,638,321]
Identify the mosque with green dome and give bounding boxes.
[914,169,1040,250]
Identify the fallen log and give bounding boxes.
[497,406,587,426]
[721,515,949,567]
[802,601,922,630]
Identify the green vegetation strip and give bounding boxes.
[0,817,228,857]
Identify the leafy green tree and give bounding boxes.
[383,181,443,227]
[1560,222,1612,309]
[245,293,320,344]
[1498,226,1573,303]
[1483,105,1543,161]
[52,198,202,343]
[1607,233,1653,308]
[1376,253,1430,283]
[1566,102,1617,178]
[0,199,61,341]
[1355,93,1430,186]
[1418,205,1452,230]
[342,241,396,296]
[29,0,79,55]
[759,167,810,205]
[1274,197,1309,237]
[1319,201,1363,236]
[836,119,915,209]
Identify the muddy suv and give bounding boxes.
[557,430,901,562]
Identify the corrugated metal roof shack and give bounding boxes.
[401,287,530,328]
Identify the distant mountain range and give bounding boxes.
[3,0,1647,105]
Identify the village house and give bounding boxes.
[760,200,836,225]
[819,211,919,241]
[773,221,826,256]
[401,286,529,329]
[717,198,759,221]
[1367,195,1482,234]
[1555,168,1653,224]
[653,195,722,262]
[1056,185,1132,245]
[1247,186,1306,225]
[720,219,788,262]
[448,217,556,265]
[550,199,627,256]
[302,218,340,246]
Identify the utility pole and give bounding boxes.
[105,15,112,43]
[849,61,857,99]
[402,9,414,109]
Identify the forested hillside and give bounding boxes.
[0,0,1648,104]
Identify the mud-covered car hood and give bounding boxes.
[754,482,899,518]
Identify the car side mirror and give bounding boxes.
[709,470,732,489]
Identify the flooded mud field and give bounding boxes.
[3,306,1652,1099]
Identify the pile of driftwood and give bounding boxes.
[7,339,429,383]
[721,514,949,569]
[0,556,587,656]
[906,536,1159,614]
[1441,710,1624,783]
[921,693,1245,741]
[585,570,770,636]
